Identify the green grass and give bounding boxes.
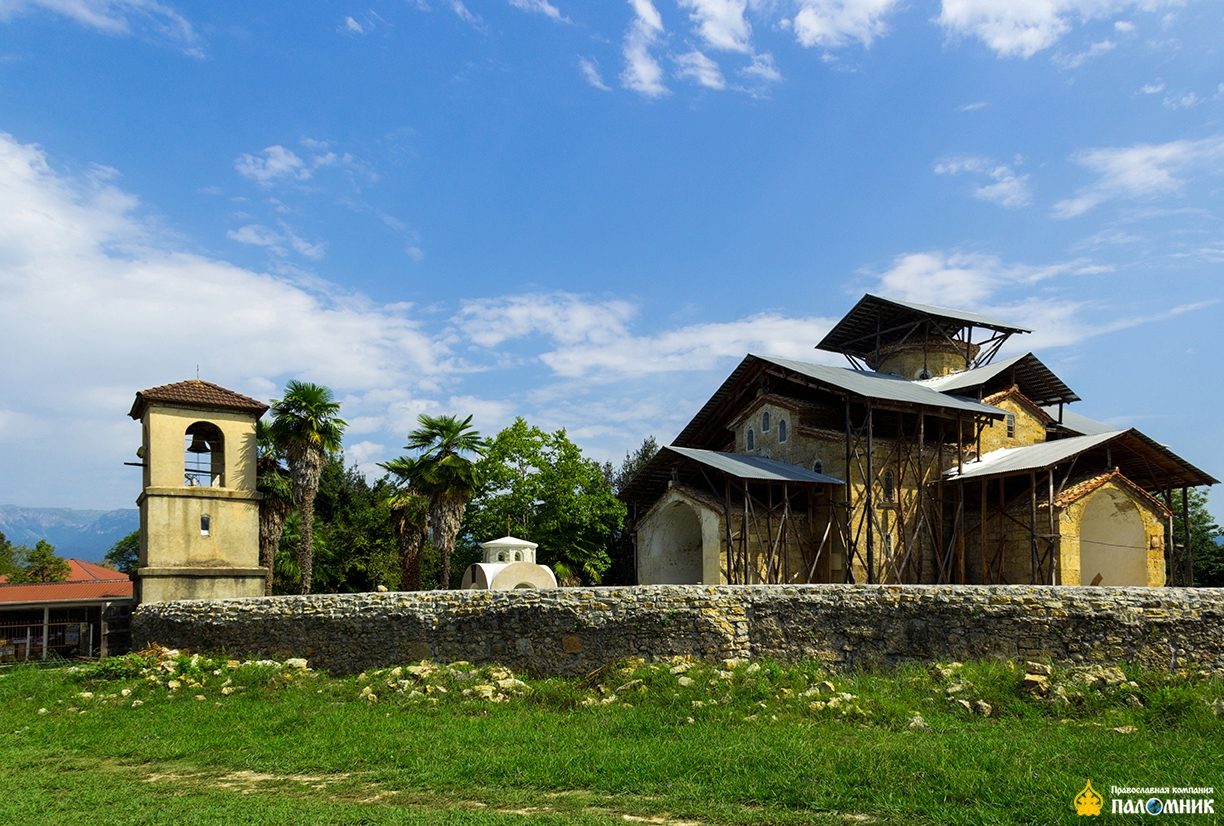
[1,649,1221,825]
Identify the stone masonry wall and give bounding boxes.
[132,584,1224,677]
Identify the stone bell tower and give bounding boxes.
[129,380,269,603]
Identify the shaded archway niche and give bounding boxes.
[644,500,703,584]
[1078,488,1148,586]
[184,422,225,488]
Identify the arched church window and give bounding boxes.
[762,410,771,432]
[747,428,755,451]
[184,422,225,487]
[778,418,787,443]
[813,459,823,475]
[883,470,895,502]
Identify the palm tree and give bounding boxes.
[379,456,430,591]
[404,414,483,589]
[256,420,294,596]
[269,381,346,595]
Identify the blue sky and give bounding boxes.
[0,0,1221,513]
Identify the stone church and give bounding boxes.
[620,295,1215,588]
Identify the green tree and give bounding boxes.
[462,418,625,585]
[256,419,295,596]
[8,540,72,583]
[379,455,431,591]
[1173,488,1224,586]
[103,530,140,575]
[273,454,399,594]
[0,530,20,579]
[270,381,347,594]
[398,414,484,590]
[605,435,659,494]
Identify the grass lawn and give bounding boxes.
[1,649,1221,825]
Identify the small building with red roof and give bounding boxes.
[0,559,133,661]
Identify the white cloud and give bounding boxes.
[1114,19,1134,31]
[1053,135,1224,218]
[539,313,839,379]
[454,292,836,380]
[621,0,669,97]
[227,223,287,255]
[1054,39,1115,69]
[938,0,1184,59]
[343,15,364,33]
[578,56,611,90]
[509,0,567,22]
[790,0,902,49]
[678,0,752,53]
[234,146,310,186]
[935,156,1033,208]
[675,49,726,89]
[958,100,989,111]
[233,141,373,188]
[456,293,637,348]
[1139,81,1165,94]
[448,0,481,25]
[0,130,460,506]
[0,0,202,56]
[741,53,782,82]
[870,251,1075,308]
[1163,90,1199,109]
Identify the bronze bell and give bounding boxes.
[186,434,211,453]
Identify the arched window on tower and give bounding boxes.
[184,422,225,488]
[762,410,771,432]
[883,470,895,502]
[747,428,755,451]
[778,418,787,443]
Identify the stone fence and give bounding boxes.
[131,584,1224,676]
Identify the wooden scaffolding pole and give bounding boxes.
[1182,487,1194,587]
[1029,471,1039,585]
[866,401,875,584]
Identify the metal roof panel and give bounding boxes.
[918,352,1080,407]
[757,355,1006,417]
[665,446,844,484]
[944,432,1118,480]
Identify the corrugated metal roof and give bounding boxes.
[665,446,844,484]
[757,355,1006,418]
[870,296,1032,332]
[1042,407,1118,437]
[918,352,1080,406]
[816,294,1030,359]
[944,432,1118,480]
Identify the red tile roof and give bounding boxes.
[129,379,269,420]
[0,559,133,605]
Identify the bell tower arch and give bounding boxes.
[129,380,269,602]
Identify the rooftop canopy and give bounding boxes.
[918,352,1080,407]
[816,294,1030,370]
[944,428,1217,490]
[619,445,842,510]
[671,353,1006,451]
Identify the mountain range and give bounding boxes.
[0,505,138,563]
